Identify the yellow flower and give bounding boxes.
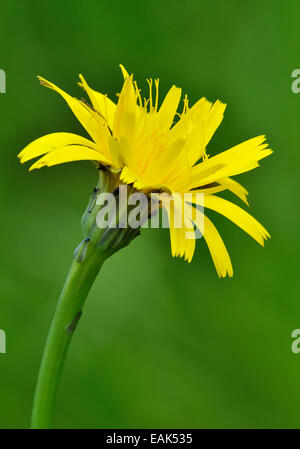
[18,65,272,277]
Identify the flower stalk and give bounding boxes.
[31,171,140,428]
[31,238,107,428]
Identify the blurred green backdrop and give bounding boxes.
[0,0,299,429]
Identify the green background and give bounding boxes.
[0,0,299,429]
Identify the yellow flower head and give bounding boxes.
[18,65,272,277]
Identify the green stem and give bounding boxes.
[31,239,108,429]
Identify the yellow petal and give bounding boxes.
[119,64,130,79]
[200,214,233,278]
[120,166,139,184]
[162,196,196,262]
[203,100,226,148]
[191,177,249,205]
[38,76,107,145]
[18,132,97,163]
[171,98,226,166]
[194,194,270,245]
[78,74,116,130]
[144,138,186,186]
[165,202,180,257]
[157,85,181,130]
[29,145,111,170]
[177,135,272,191]
[113,75,139,143]
[222,178,249,205]
[182,204,196,262]
[170,97,209,143]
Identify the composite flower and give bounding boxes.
[18,65,272,277]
